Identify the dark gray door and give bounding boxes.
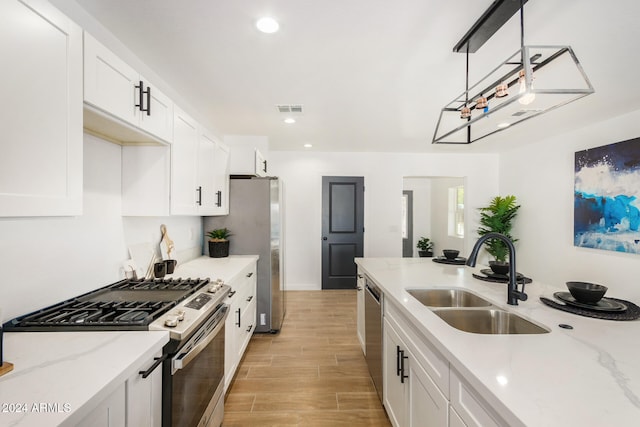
[402,190,413,257]
[322,176,364,289]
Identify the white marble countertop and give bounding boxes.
[0,331,168,427]
[355,257,640,427]
[168,255,259,283]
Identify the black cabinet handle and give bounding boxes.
[263,160,267,173]
[196,186,202,206]
[216,190,222,207]
[135,81,144,112]
[400,350,409,383]
[228,290,236,298]
[246,324,253,332]
[396,345,402,377]
[135,81,151,116]
[246,272,253,278]
[145,85,151,116]
[139,354,168,379]
[236,308,241,327]
[246,295,253,302]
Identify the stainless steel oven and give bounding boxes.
[163,303,228,427]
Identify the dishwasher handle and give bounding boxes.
[365,283,381,304]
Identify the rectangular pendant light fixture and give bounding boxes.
[432,45,594,144]
[432,0,594,145]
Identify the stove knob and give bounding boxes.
[176,310,185,321]
[208,284,218,293]
[164,315,179,328]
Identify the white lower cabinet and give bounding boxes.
[384,318,448,427]
[450,406,468,427]
[76,350,162,427]
[76,383,125,427]
[380,298,509,427]
[450,369,506,427]
[125,351,163,427]
[224,262,258,392]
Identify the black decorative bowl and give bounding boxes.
[442,249,460,260]
[566,281,608,304]
[489,261,509,276]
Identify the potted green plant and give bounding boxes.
[477,195,520,274]
[416,237,434,257]
[206,228,232,258]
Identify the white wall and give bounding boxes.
[0,134,202,321]
[500,109,640,302]
[430,177,465,255]
[403,178,432,257]
[270,151,499,290]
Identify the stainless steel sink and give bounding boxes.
[433,309,550,335]
[406,288,493,308]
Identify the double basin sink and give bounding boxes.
[407,288,549,334]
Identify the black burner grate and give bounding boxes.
[4,277,209,331]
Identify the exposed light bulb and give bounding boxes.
[518,70,536,105]
[495,82,508,98]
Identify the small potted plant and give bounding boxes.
[206,228,232,258]
[416,237,434,257]
[477,195,520,274]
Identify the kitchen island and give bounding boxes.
[356,257,640,426]
[0,331,168,426]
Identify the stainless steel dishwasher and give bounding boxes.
[364,278,383,402]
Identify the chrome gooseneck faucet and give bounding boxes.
[466,232,528,305]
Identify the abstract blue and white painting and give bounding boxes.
[574,137,640,253]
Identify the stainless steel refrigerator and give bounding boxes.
[204,177,284,333]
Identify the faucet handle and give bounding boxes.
[513,290,528,302]
[514,280,528,302]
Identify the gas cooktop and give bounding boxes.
[3,277,210,332]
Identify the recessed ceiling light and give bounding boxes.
[284,117,296,124]
[497,122,511,128]
[256,16,279,33]
[303,143,313,148]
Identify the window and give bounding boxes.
[448,186,464,238]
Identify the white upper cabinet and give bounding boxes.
[211,136,230,215]
[197,130,217,214]
[198,130,230,215]
[254,148,268,177]
[226,135,270,177]
[122,109,229,217]
[171,108,200,215]
[83,32,173,144]
[0,0,83,217]
[171,108,230,216]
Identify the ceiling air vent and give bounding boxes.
[276,104,303,114]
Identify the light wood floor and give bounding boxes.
[223,290,391,426]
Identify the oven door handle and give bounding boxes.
[172,305,228,373]
[139,353,168,379]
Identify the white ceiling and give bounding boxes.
[67,0,640,152]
